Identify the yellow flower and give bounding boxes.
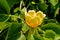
[25,10,46,28]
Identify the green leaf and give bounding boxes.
[27,30,35,40]
[44,37,53,40]
[44,30,56,39]
[14,7,20,13]
[0,0,10,14]
[20,7,27,19]
[0,14,10,22]
[11,13,18,21]
[0,22,11,33]
[22,23,29,33]
[6,0,20,8]
[44,19,58,24]
[54,7,59,17]
[31,1,36,4]
[27,34,35,40]
[0,9,7,14]
[34,30,44,40]
[41,23,60,34]
[39,3,48,11]
[40,0,45,3]
[5,23,22,40]
[34,34,44,40]
[49,0,58,6]
[17,32,26,40]
[55,34,60,40]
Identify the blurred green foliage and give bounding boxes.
[44,30,56,39]
[41,23,60,34]
[0,0,60,40]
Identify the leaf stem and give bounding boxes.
[0,14,24,21]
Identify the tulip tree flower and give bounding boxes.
[25,10,46,28]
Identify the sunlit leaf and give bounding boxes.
[49,0,58,6]
[14,7,20,13]
[44,37,53,40]
[20,7,27,19]
[22,23,29,33]
[0,22,11,33]
[27,33,35,40]
[11,13,18,21]
[0,14,10,22]
[17,32,26,40]
[55,34,60,40]
[54,7,59,17]
[40,0,45,3]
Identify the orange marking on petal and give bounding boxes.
[25,10,46,28]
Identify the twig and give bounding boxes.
[20,0,23,9]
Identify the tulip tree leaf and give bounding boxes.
[49,0,58,6]
[6,0,20,8]
[41,23,60,34]
[27,34,35,40]
[22,23,29,33]
[39,3,48,11]
[20,7,27,19]
[0,0,10,14]
[17,32,26,40]
[27,30,35,40]
[54,7,59,17]
[0,14,10,22]
[44,30,56,39]
[5,23,22,40]
[0,22,11,33]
